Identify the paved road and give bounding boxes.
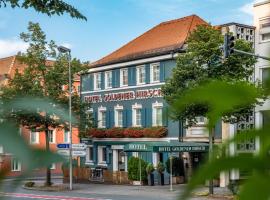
[0,179,228,200]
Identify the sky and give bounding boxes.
[0,0,263,62]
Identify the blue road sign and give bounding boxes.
[57,143,70,149]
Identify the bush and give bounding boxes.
[105,127,124,138]
[88,127,168,138]
[88,128,106,138]
[143,127,168,138]
[128,156,148,181]
[24,181,35,187]
[124,128,144,138]
[146,163,155,174]
[157,162,165,174]
[166,157,185,176]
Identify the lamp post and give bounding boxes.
[57,45,73,190]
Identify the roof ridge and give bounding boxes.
[159,14,197,26]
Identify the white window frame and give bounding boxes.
[132,103,142,127]
[98,146,107,166]
[0,146,3,154]
[136,65,145,85]
[11,158,21,172]
[94,72,102,90]
[30,131,39,144]
[98,106,107,128]
[152,102,163,126]
[50,163,56,170]
[195,116,207,125]
[104,71,112,89]
[150,63,160,83]
[114,105,123,127]
[64,129,71,143]
[120,68,128,87]
[48,129,56,144]
[261,32,270,43]
[86,145,94,164]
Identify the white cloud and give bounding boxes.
[0,38,28,58]
[239,0,265,16]
[239,2,254,16]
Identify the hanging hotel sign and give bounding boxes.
[84,88,163,103]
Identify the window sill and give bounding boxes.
[150,80,160,84]
[120,84,128,87]
[98,162,107,167]
[136,82,145,86]
[11,170,21,172]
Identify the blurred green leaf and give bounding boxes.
[171,80,260,128]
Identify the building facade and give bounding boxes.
[80,15,223,183]
[254,0,270,130]
[0,55,80,177]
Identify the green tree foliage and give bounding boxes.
[0,0,86,20]
[174,79,270,200]
[128,157,148,181]
[0,22,90,186]
[162,25,258,126]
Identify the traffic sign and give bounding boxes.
[57,143,70,149]
[57,149,86,157]
[72,143,87,150]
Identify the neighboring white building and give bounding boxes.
[254,0,270,127]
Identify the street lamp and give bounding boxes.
[57,45,73,190]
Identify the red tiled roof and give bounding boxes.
[92,15,208,67]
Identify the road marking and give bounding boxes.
[0,192,111,200]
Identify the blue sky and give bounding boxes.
[0,0,258,62]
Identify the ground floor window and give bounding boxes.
[11,158,21,172]
[98,146,107,165]
[50,163,56,170]
[152,102,163,126]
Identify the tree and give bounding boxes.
[0,0,86,20]
[0,22,89,186]
[162,25,258,126]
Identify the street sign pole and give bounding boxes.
[170,156,173,191]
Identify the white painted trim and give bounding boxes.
[150,63,160,83]
[30,131,39,144]
[111,145,124,150]
[132,103,142,127]
[49,129,56,144]
[81,82,165,94]
[88,53,176,73]
[136,65,146,85]
[98,106,107,128]
[63,130,71,143]
[98,146,107,164]
[104,71,112,89]
[93,72,102,91]
[120,68,128,87]
[114,105,123,127]
[11,158,21,172]
[86,146,94,163]
[152,102,163,126]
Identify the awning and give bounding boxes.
[124,141,209,153]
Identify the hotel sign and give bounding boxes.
[125,143,150,152]
[154,145,208,153]
[84,88,163,103]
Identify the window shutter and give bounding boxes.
[101,72,105,90]
[128,67,136,86]
[127,109,132,127]
[110,110,115,127]
[142,108,146,127]
[162,107,168,126]
[115,69,120,88]
[160,63,165,82]
[89,74,94,91]
[145,64,150,84]
[146,108,152,127]
[106,146,110,164]
[123,109,127,128]
[93,145,97,163]
[112,70,116,88]
[106,111,110,128]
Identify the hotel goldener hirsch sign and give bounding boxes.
[84,88,163,103]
